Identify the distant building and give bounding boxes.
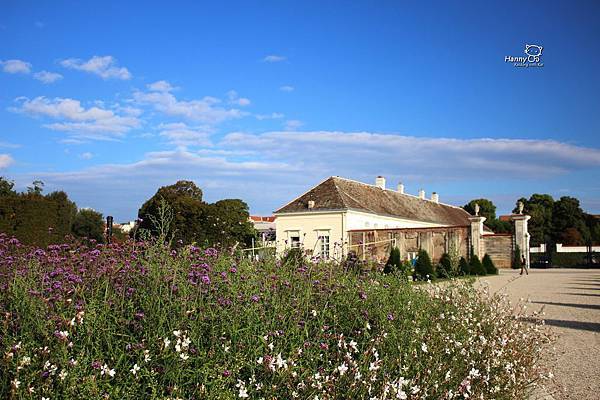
[274,176,529,267]
[119,220,137,233]
[249,216,276,242]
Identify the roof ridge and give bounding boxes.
[273,176,334,214]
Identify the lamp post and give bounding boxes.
[106,216,113,244]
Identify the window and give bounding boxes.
[290,236,300,248]
[319,235,330,258]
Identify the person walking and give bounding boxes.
[520,254,529,275]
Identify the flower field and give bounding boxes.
[1,233,551,399]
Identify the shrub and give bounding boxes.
[0,234,551,399]
[437,252,452,278]
[459,256,470,275]
[282,247,305,267]
[384,247,401,274]
[470,254,487,276]
[482,254,498,275]
[413,249,434,281]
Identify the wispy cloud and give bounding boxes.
[284,120,303,130]
[158,122,213,148]
[255,112,285,120]
[147,80,176,92]
[263,55,286,63]
[10,96,141,141]
[133,88,247,124]
[1,59,32,74]
[79,152,94,160]
[33,70,63,84]
[226,90,251,106]
[279,85,294,92]
[0,141,21,149]
[0,154,14,169]
[60,56,132,80]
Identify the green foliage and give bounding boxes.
[413,249,434,281]
[436,252,452,278]
[469,255,486,276]
[384,247,401,274]
[0,187,78,246]
[282,247,305,268]
[72,208,105,243]
[482,254,498,275]
[459,256,470,275]
[463,198,497,221]
[138,180,256,248]
[512,245,521,269]
[0,176,16,197]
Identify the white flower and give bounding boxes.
[275,353,287,369]
[100,364,115,377]
[469,368,480,378]
[59,370,68,381]
[311,309,317,317]
[130,363,140,375]
[180,353,189,360]
[163,337,171,349]
[173,330,181,338]
[337,363,349,375]
[256,357,263,364]
[11,379,20,389]
[144,350,151,362]
[421,343,428,353]
[268,342,274,351]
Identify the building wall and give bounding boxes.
[275,211,346,259]
[345,210,444,230]
[482,234,513,269]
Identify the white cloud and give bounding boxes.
[133,89,247,124]
[60,56,131,80]
[11,96,141,141]
[284,120,304,130]
[0,154,14,169]
[226,90,251,106]
[158,122,213,148]
[280,85,294,92]
[255,112,285,120]
[33,70,63,84]
[147,80,176,92]
[1,59,32,74]
[0,141,21,149]
[263,55,286,63]
[79,152,94,160]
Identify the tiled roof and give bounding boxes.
[274,177,473,226]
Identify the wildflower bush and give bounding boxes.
[0,233,551,399]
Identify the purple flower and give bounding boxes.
[387,313,394,321]
[201,275,211,285]
[222,370,231,377]
[251,295,260,303]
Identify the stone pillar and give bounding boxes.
[468,216,486,258]
[511,214,531,267]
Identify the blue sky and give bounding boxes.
[1,0,600,221]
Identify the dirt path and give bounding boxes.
[477,268,600,399]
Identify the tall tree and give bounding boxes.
[552,196,586,244]
[72,208,105,243]
[463,198,496,221]
[0,177,16,197]
[513,194,554,246]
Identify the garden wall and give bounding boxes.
[482,234,513,269]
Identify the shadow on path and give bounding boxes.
[520,317,600,332]
[531,301,600,311]
[560,292,600,298]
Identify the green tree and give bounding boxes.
[463,198,496,221]
[413,249,434,281]
[469,254,486,276]
[459,256,470,275]
[437,252,452,278]
[514,194,554,246]
[551,196,586,244]
[205,199,256,247]
[384,247,401,274]
[72,209,104,243]
[26,180,44,196]
[482,254,498,275]
[0,177,16,197]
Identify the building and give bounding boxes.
[249,215,276,242]
[274,176,529,268]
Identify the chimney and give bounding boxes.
[397,182,404,194]
[418,189,425,199]
[307,200,315,209]
[375,176,386,190]
[431,192,439,203]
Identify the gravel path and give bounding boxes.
[477,268,600,399]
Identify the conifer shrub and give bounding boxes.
[437,252,452,278]
[459,256,470,275]
[470,254,487,276]
[413,249,434,281]
[384,247,401,274]
[482,254,498,275]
